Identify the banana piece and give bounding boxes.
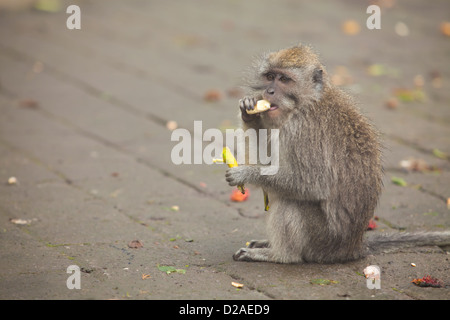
[246,99,271,114]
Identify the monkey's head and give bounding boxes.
[248,45,329,122]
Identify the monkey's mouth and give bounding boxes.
[269,105,279,111]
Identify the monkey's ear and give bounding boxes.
[312,68,323,84]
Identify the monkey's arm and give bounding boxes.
[225,164,330,201]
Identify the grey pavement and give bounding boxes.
[0,0,449,300]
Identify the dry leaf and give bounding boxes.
[204,89,222,102]
[128,240,143,249]
[399,158,440,173]
[231,282,244,288]
[440,22,450,37]
[342,20,360,35]
[10,218,30,225]
[393,88,425,102]
[141,274,151,280]
[18,99,39,109]
[367,64,387,77]
[385,97,398,109]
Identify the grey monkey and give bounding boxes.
[226,45,450,263]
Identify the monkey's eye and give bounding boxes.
[265,73,275,81]
[279,75,291,83]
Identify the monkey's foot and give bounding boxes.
[233,248,271,262]
[247,239,270,248]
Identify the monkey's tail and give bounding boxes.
[365,231,450,254]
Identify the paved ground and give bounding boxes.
[0,0,449,300]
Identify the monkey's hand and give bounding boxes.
[225,166,257,187]
[239,96,261,122]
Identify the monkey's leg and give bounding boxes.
[248,239,270,248]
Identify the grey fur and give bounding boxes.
[226,45,450,264]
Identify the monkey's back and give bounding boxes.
[281,86,383,262]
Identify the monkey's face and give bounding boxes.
[259,66,324,119]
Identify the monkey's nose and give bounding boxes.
[266,87,275,95]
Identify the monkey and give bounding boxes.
[225,44,450,264]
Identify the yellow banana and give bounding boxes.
[213,147,245,194]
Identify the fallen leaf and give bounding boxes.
[385,97,398,109]
[391,176,407,187]
[109,188,123,198]
[18,99,39,109]
[230,188,250,202]
[432,149,448,160]
[231,282,244,288]
[10,218,30,225]
[393,88,425,102]
[367,64,387,77]
[341,20,360,35]
[157,265,186,274]
[310,279,339,286]
[204,89,222,102]
[141,274,151,280]
[399,158,440,173]
[440,21,450,37]
[128,240,143,249]
[33,0,62,12]
[447,198,450,210]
